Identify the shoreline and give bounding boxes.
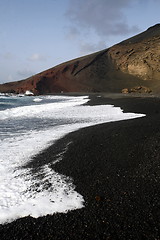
[1,94,160,239]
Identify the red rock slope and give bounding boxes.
[0,24,160,94]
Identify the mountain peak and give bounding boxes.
[147,23,160,31]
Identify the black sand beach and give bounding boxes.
[1,94,160,239]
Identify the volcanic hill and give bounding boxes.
[0,24,160,95]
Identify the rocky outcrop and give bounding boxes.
[122,86,152,94]
[109,26,160,82]
[122,88,130,94]
[0,24,160,94]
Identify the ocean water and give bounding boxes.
[0,94,145,224]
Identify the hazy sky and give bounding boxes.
[0,0,159,83]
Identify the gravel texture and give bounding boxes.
[1,94,160,240]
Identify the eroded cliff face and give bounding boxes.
[0,24,160,94]
[109,35,160,81]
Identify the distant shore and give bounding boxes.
[1,94,160,240]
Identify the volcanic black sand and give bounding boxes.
[1,94,160,240]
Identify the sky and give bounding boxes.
[0,0,159,84]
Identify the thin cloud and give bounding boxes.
[28,53,46,62]
[17,69,35,79]
[66,0,139,37]
[80,41,107,55]
[66,27,80,40]
[3,52,14,60]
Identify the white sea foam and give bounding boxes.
[0,95,146,224]
[33,98,43,102]
[0,96,88,120]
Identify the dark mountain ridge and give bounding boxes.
[0,24,160,94]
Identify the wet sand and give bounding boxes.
[1,94,160,239]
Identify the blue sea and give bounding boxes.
[0,93,145,224]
